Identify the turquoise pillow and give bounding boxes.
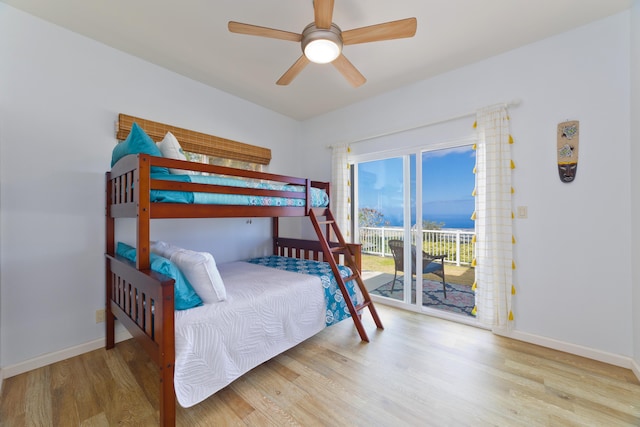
[116,242,203,310]
[111,122,170,175]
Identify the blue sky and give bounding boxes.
[358,145,476,228]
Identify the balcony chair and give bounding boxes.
[388,239,447,298]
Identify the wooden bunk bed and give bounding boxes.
[105,115,383,426]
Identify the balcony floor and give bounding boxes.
[361,254,475,288]
[361,254,477,318]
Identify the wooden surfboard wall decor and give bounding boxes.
[557,120,579,183]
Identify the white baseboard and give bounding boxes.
[497,329,635,370]
[632,358,640,381]
[2,328,132,379]
[373,298,638,372]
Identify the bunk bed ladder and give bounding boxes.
[309,209,384,342]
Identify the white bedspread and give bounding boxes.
[173,261,326,407]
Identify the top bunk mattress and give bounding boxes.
[150,173,329,207]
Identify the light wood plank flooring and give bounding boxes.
[1,305,639,426]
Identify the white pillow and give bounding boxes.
[170,249,227,303]
[157,132,196,175]
[150,240,181,259]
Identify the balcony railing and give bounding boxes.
[359,226,475,266]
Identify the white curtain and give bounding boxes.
[331,144,352,241]
[473,105,515,332]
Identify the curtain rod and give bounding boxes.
[327,99,522,148]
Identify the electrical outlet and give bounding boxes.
[517,206,528,219]
[95,309,106,323]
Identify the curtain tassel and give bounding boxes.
[471,188,477,197]
[508,310,514,321]
[472,281,477,291]
[511,187,515,194]
[473,121,477,129]
[471,258,477,267]
[509,134,514,144]
[471,235,476,244]
[511,284,516,295]
[473,166,477,174]
[471,306,477,316]
[512,235,516,244]
[470,211,477,221]
[511,159,516,169]
[512,260,516,270]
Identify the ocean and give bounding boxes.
[383,213,474,230]
[432,214,475,230]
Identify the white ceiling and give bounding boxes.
[3,0,632,120]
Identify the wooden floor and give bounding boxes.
[2,305,639,426]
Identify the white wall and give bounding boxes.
[302,12,634,359]
[0,5,301,369]
[631,0,640,375]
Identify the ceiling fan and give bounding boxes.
[228,0,417,87]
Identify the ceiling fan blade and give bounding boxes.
[277,56,311,85]
[342,18,417,45]
[332,54,366,88]
[228,21,301,42]
[314,0,334,29]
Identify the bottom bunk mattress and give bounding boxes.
[173,257,359,408]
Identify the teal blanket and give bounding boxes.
[150,173,329,207]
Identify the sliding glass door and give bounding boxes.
[355,155,416,305]
[355,144,476,318]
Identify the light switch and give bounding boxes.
[517,206,528,219]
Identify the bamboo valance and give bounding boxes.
[116,113,272,165]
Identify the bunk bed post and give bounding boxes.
[157,283,176,427]
[105,172,115,350]
[272,217,279,256]
[305,179,312,215]
[346,243,361,270]
[322,182,335,245]
[136,155,151,270]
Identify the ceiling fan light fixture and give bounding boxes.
[302,23,342,64]
[305,39,340,64]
